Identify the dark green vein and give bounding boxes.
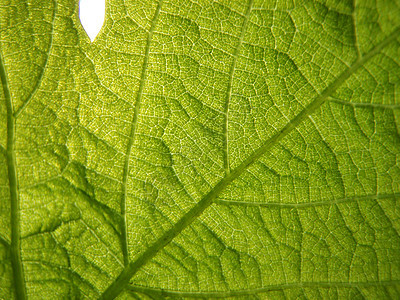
[14,0,57,119]
[329,96,400,109]
[215,193,400,208]
[120,0,163,267]
[69,179,123,236]
[99,26,400,300]
[0,51,26,299]
[0,233,10,248]
[128,291,144,300]
[99,168,230,299]
[127,280,400,298]
[223,0,254,175]
[0,144,6,154]
[24,260,101,297]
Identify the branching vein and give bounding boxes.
[120,0,163,267]
[128,280,400,298]
[0,47,26,300]
[99,26,400,300]
[215,193,400,208]
[14,0,57,119]
[223,0,254,175]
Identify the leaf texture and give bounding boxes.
[1,0,400,299]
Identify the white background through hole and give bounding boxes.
[79,0,106,41]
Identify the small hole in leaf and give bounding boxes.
[79,0,106,42]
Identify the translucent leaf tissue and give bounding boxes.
[1,0,400,299]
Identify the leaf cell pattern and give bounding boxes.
[0,0,400,299]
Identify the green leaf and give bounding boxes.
[1,0,400,299]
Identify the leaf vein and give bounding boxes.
[0,43,27,300]
[329,96,400,109]
[14,0,57,119]
[215,193,400,208]
[223,0,254,175]
[100,24,400,300]
[119,0,163,267]
[128,280,400,298]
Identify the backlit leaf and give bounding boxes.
[1,0,400,299]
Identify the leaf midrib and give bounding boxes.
[1,3,57,299]
[100,26,400,299]
[0,49,26,299]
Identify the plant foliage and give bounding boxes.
[1,0,400,299]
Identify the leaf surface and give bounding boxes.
[1,0,400,299]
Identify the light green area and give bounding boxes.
[1,0,400,299]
